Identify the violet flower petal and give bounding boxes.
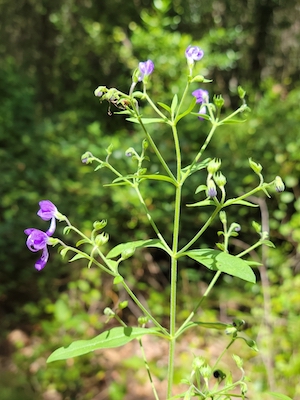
[138,60,154,82]
[37,200,58,221]
[25,228,49,251]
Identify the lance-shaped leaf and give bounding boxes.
[267,393,293,400]
[183,249,256,283]
[47,326,160,362]
[126,117,166,124]
[181,158,211,179]
[106,239,168,259]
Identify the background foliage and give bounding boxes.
[0,0,299,398]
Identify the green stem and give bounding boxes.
[137,117,176,181]
[133,185,172,254]
[167,123,182,398]
[139,338,161,400]
[181,122,218,184]
[176,270,222,338]
[121,280,169,336]
[178,205,221,254]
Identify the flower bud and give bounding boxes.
[125,147,134,157]
[214,171,227,187]
[274,176,285,192]
[104,307,115,316]
[93,220,107,230]
[249,158,262,174]
[95,232,109,246]
[207,158,221,174]
[121,248,135,260]
[238,85,246,99]
[219,211,227,224]
[206,180,217,198]
[138,316,149,326]
[94,86,107,97]
[213,94,224,108]
[118,301,128,310]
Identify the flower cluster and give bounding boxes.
[24,200,60,271]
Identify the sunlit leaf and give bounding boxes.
[47,327,160,362]
[107,239,167,259]
[183,249,256,283]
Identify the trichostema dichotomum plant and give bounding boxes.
[25,46,288,400]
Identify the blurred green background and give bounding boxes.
[0,0,299,399]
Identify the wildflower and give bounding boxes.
[192,89,209,119]
[138,60,154,82]
[185,45,204,63]
[25,200,59,271]
[24,228,52,271]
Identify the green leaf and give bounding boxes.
[76,238,90,247]
[176,97,197,122]
[69,253,87,262]
[261,239,276,248]
[219,119,247,124]
[195,184,207,194]
[224,199,259,207]
[47,327,160,362]
[126,117,166,124]
[157,101,171,113]
[106,239,168,259]
[192,321,231,330]
[267,393,293,400]
[171,94,178,117]
[186,199,216,207]
[181,158,211,179]
[112,173,175,185]
[113,275,124,284]
[183,249,256,283]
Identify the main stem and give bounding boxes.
[167,123,182,398]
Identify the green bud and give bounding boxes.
[121,248,135,260]
[200,364,212,378]
[94,85,107,97]
[104,307,115,317]
[274,176,285,192]
[213,94,225,108]
[252,221,261,233]
[106,144,114,155]
[190,74,204,83]
[138,316,149,326]
[142,139,149,149]
[93,220,107,230]
[207,158,222,174]
[81,151,94,164]
[192,356,206,370]
[232,354,243,369]
[125,147,135,157]
[219,211,227,224]
[238,85,246,99]
[118,301,128,310]
[214,171,227,187]
[95,232,109,246]
[249,158,262,174]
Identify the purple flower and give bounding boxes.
[25,200,59,271]
[138,60,154,82]
[185,46,204,63]
[192,89,209,119]
[206,180,217,198]
[24,228,52,271]
[37,200,58,221]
